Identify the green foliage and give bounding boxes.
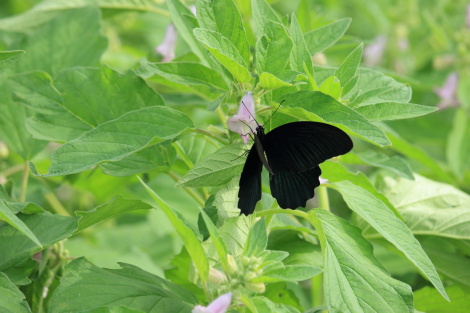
[0,0,468,312]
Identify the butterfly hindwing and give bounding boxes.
[270,166,322,209]
[263,121,353,173]
[238,145,263,215]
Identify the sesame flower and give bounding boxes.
[434,72,460,109]
[155,23,177,62]
[364,35,387,66]
[227,92,257,144]
[192,293,232,313]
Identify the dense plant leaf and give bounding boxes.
[0,273,31,313]
[194,28,252,83]
[289,14,313,75]
[334,44,363,88]
[414,286,470,313]
[313,209,414,313]
[177,143,245,188]
[304,18,351,55]
[356,150,414,179]
[281,91,391,146]
[0,200,41,247]
[29,106,193,176]
[0,50,24,73]
[446,108,470,178]
[244,219,267,256]
[379,174,470,240]
[356,102,438,121]
[10,6,107,75]
[140,179,210,282]
[49,258,198,313]
[196,0,250,65]
[251,0,283,38]
[333,180,448,300]
[140,62,229,91]
[258,72,294,89]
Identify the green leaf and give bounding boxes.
[255,21,293,76]
[349,86,393,107]
[177,143,245,188]
[140,179,210,282]
[246,296,300,313]
[289,14,313,75]
[196,0,250,65]
[219,216,253,256]
[334,44,363,87]
[199,210,230,273]
[11,6,107,75]
[0,50,24,74]
[244,219,267,256]
[0,200,41,247]
[313,209,413,313]
[166,0,211,67]
[304,18,351,55]
[0,273,31,313]
[75,196,152,233]
[29,106,193,176]
[141,62,228,91]
[414,286,470,313]
[446,108,470,178]
[319,76,341,99]
[251,0,283,38]
[320,161,402,218]
[356,150,414,180]
[281,91,391,146]
[101,142,176,176]
[49,258,197,313]
[379,174,470,240]
[387,131,453,183]
[342,74,359,96]
[332,180,448,300]
[0,81,47,159]
[0,212,79,273]
[194,28,252,83]
[259,265,321,282]
[355,102,438,121]
[258,72,293,90]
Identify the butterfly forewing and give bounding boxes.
[238,145,263,215]
[263,121,353,173]
[270,166,322,209]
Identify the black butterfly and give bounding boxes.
[238,121,353,215]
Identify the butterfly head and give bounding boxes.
[255,124,265,136]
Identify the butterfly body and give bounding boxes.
[238,121,353,215]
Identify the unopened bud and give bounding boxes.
[244,272,257,281]
[312,53,327,65]
[227,254,238,274]
[207,268,226,284]
[246,282,265,293]
[0,141,8,159]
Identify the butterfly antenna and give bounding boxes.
[263,100,285,127]
[241,101,261,126]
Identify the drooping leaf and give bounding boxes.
[0,200,41,247]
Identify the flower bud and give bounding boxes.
[0,141,8,159]
[226,254,238,275]
[207,268,226,284]
[246,282,266,293]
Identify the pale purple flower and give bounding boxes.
[227,92,257,143]
[192,293,232,313]
[434,72,460,109]
[156,23,177,62]
[364,35,387,66]
[466,5,470,28]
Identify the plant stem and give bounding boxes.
[167,171,205,206]
[318,185,330,211]
[19,162,29,202]
[0,164,24,177]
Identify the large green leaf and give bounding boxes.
[313,209,413,313]
[0,273,31,313]
[251,0,283,38]
[49,258,198,313]
[379,174,470,240]
[289,14,313,75]
[356,150,414,180]
[0,212,79,273]
[0,200,41,247]
[333,180,448,300]
[177,143,245,188]
[355,102,437,121]
[140,62,228,91]
[10,6,107,75]
[194,28,252,83]
[75,196,152,233]
[334,44,363,88]
[30,106,193,176]
[0,50,24,73]
[304,18,351,55]
[281,91,391,146]
[196,0,250,65]
[140,179,210,282]
[414,286,470,313]
[244,219,267,256]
